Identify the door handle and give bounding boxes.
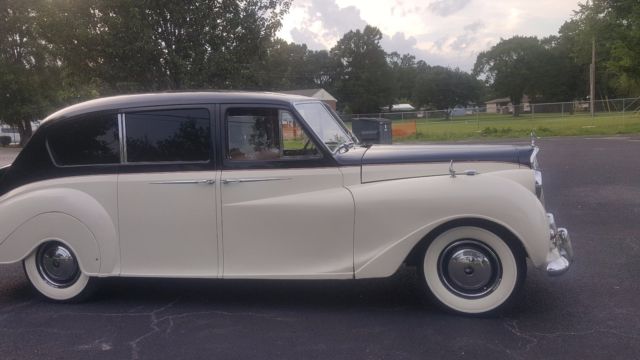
[149,179,215,185]
[221,177,290,184]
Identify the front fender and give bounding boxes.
[351,171,548,278]
[0,185,119,275]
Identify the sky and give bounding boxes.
[277,0,582,71]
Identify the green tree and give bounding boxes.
[41,0,291,92]
[473,36,546,116]
[556,0,639,98]
[387,52,418,104]
[331,26,393,113]
[606,0,640,92]
[306,50,338,90]
[0,0,59,145]
[413,66,483,117]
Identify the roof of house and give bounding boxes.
[485,95,530,104]
[390,103,415,111]
[279,88,337,102]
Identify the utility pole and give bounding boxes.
[590,37,596,117]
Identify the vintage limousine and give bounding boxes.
[0,92,573,315]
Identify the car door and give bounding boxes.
[220,104,354,279]
[117,107,220,277]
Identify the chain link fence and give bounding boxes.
[341,97,640,140]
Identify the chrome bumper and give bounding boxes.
[546,213,574,276]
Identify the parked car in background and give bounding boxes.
[0,122,40,145]
[0,92,573,315]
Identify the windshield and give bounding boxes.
[294,102,355,151]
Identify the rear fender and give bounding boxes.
[0,212,101,274]
[0,186,118,275]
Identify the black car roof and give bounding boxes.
[43,91,316,123]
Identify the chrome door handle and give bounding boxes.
[222,177,290,184]
[150,179,215,185]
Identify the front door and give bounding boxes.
[219,105,354,279]
[117,107,219,277]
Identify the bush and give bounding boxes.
[0,136,11,147]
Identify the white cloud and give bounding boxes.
[427,0,472,17]
[277,0,580,71]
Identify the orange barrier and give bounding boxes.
[392,121,417,138]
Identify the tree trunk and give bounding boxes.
[18,119,33,147]
[512,104,520,117]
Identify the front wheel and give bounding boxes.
[419,226,526,315]
[23,241,97,302]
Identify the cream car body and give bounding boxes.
[0,92,573,314]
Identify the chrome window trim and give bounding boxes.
[118,113,127,163]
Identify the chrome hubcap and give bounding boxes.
[36,242,80,288]
[437,240,502,298]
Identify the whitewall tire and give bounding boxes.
[420,226,526,315]
[23,241,96,302]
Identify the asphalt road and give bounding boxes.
[0,137,639,360]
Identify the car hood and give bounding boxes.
[360,144,535,167]
[336,144,536,183]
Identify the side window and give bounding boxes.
[125,108,210,163]
[48,113,120,166]
[226,108,319,161]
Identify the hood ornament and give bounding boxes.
[449,160,478,178]
[530,130,537,147]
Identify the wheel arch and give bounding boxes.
[355,214,538,279]
[404,217,528,267]
[1,212,102,274]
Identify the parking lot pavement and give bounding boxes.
[1,136,639,360]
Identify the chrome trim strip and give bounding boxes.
[149,179,215,185]
[221,177,291,184]
[120,113,128,163]
[530,146,540,170]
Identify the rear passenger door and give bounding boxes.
[117,107,220,277]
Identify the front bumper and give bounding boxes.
[545,213,574,276]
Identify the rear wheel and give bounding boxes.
[23,241,97,302]
[419,226,526,315]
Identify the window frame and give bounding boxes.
[121,106,213,165]
[45,105,217,172]
[220,103,337,170]
[45,110,122,169]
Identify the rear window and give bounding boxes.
[47,113,120,166]
[124,108,211,163]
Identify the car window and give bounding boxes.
[226,108,319,161]
[125,108,210,163]
[294,102,353,151]
[47,113,120,166]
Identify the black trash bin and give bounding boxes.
[351,117,392,144]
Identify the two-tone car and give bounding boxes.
[0,92,573,315]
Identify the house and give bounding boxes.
[279,88,338,110]
[485,96,530,114]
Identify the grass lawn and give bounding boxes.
[347,112,640,142]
